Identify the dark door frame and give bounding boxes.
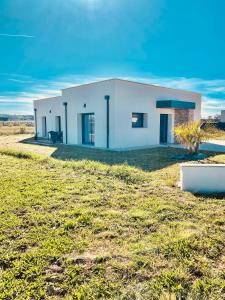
[42,116,47,137]
[160,114,168,144]
[82,113,95,145]
[63,102,68,144]
[104,95,110,148]
[56,116,61,132]
[34,108,37,140]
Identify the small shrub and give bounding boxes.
[19,126,26,134]
[162,239,192,259]
[190,278,225,300]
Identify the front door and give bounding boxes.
[160,114,168,144]
[55,116,61,132]
[82,113,95,145]
[42,116,47,137]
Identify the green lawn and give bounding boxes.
[0,145,225,299]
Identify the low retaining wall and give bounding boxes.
[180,163,225,193]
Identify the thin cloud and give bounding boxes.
[9,78,33,84]
[202,96,225,109]
[0,73,33,80]
[0,33,35,38]
[1,74,225,117]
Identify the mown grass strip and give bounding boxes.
[0,148,224,299]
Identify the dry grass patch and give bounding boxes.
[0,125,34,136]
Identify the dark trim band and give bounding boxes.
[156,100,196,109]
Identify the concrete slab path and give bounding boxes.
[170,139,225,153]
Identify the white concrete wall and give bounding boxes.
[221,110,225,122]
[181,163,225,193]
[33,79,201,149]
[113,79,201,149]
[34,96,64,138]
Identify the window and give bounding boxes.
[132,113,145,128]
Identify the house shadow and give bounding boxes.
[20,137,220,172]
[193,192,225,200]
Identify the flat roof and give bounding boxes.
[62,78,201,96]
[33,95,62,103]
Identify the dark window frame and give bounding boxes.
[132,113,145,128]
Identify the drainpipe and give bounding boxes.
[104,95,110,148]
[63,102,68,144]
[34,108,37,140]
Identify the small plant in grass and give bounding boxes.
[19,126,26,134]
[174,121,218,156]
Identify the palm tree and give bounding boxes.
[174,121,217,155]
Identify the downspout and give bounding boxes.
[63,102,68,144]
[34,108,37,140]
[104,95,110,148]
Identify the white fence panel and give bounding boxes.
[181,164,225,193]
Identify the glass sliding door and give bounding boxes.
[82,113,95,145]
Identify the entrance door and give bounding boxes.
[82,113,95,145]
[160,114,168,144]
[42,116,47,137]
[55,116,61,132]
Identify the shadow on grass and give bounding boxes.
[21,137,219,172]
[194,192,225,200]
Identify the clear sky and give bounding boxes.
[0,0,225,117]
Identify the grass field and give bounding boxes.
[0,137,225,299]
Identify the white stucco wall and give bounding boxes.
[62,80,116,147]
[33,79,201,149]
[113,79,201,149]
[34,96,64,138]
[181,164,225,193]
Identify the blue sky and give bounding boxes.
[0,0,225,117]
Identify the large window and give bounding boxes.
[132,113,146,128]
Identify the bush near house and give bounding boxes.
[0,148,225,299]
[174,121,222,155]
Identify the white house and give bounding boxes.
[33,78,201,149]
